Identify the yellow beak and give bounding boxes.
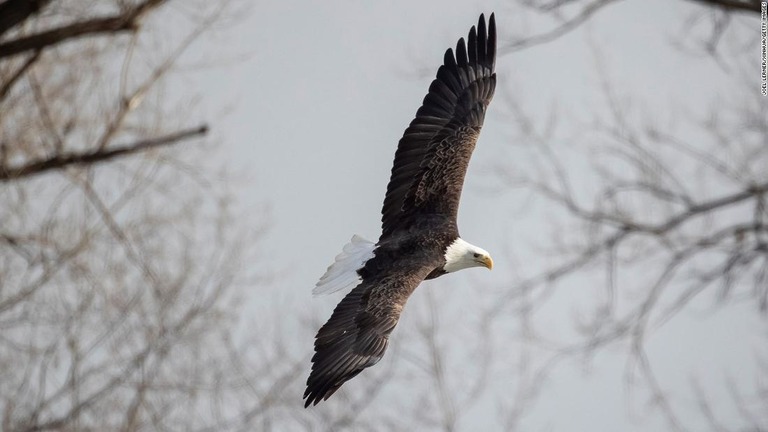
[480,255,493,270]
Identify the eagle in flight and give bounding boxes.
[305,13,497,407]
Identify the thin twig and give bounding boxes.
[0,50,41,101]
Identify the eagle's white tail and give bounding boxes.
[313,235,376,296]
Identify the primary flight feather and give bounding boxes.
[305,13,497,407]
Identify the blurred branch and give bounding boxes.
[97,5,218,152]
[0,234,88,314]
[0,0,167,59]
[500,0,623,54]
[234,358,306,431]
[0,50,40,101]
[0,0,52,37]
[21,317,176,432]
[0,125,208,182]
[684,0,762,13]
[420,293,457,432]
[501,0,762,56]
[537,176,768,234]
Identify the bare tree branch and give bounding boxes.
[502,0,762,56]
[0,0,167,59]
[0,0,52,37]
[0,125,208,182]
[500,0,623,54]
[0,50,39,101]
[683,0,763,13]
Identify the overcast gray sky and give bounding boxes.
[185,1,764,430]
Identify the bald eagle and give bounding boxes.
[305,13,496,407]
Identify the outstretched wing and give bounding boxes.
[304,260,433,407]
[380,13,497,239]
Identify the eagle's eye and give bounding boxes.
[473,253,480,258]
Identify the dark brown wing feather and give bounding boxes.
[304,261,433,407]
[380,13,497,239]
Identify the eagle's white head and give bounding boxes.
[443,237,493,273]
